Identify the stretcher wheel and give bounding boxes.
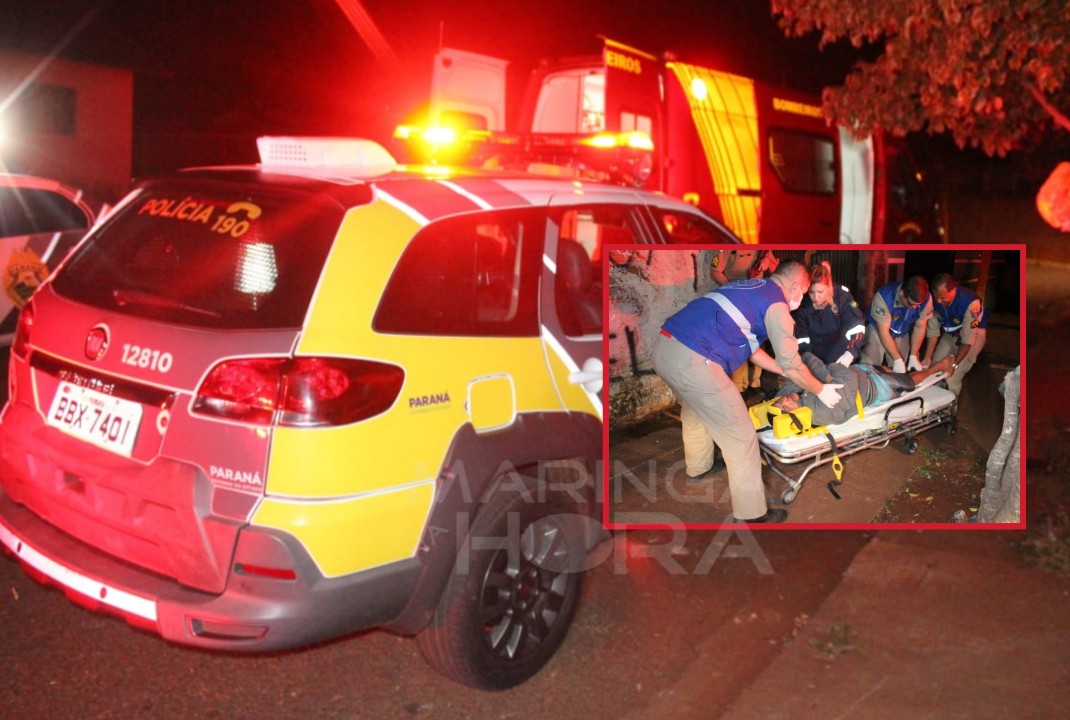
[905,438,919,454]
[781,488,797,504]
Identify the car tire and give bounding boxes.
[417,478,585,690]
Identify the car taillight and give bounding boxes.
[12,303,33,361]
[192,357,404,427]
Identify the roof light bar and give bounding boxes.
[393,124,655,187]
[256,136,397,170]
[581,131,655,151]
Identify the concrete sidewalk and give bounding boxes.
[720,531,1070,720]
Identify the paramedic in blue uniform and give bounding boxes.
[921,272,989,396]
[860,276,933,373]
[793,261,866,367]
[655,260,843,523]
[683,249,775,481]
[710,249,778,398]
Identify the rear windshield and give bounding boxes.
[51,181,344,329]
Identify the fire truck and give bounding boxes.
[402,38,942,245]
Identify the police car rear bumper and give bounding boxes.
[0,491,421,651]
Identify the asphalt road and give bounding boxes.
[0,341,874,719]
[0,522,870,719]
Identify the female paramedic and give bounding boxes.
[792,261,866,367]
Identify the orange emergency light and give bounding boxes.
[394,122,655,187]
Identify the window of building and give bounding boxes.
[11,83,76,136]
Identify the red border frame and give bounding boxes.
[602,243,1026,530]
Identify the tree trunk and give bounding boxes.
[979,366,1020,523]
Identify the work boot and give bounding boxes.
[730,508,788,523]
[685,458,726,483]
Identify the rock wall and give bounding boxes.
[607,248,720,429]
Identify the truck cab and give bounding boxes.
[422,38,942,245]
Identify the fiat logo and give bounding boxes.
[85,325,109,361]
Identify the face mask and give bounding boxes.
[788,289,803,311]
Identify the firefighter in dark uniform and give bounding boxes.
[655,260,842,523]
[861,276,933,373]
[921,272,989,396]
[793,261,866,367]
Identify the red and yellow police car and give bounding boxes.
[0,136,735,688]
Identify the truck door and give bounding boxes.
[601,40,661,136]
[602,39,663,193]
[754,84,842,243]
[838,129,875,243]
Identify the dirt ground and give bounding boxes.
[872,442,987,523]
[872,314,1021,523]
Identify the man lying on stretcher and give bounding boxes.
[760,352,954,427]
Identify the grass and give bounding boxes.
[810,621,853,661]
[910,447,947,481]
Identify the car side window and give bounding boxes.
[649,206,740,244]
[0,187,89,237]
[551,205,626,337]
[374,208,544,337]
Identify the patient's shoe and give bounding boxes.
[730,508,788,523]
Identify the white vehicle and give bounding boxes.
[0,173,97,344]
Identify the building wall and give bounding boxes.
[0,51,133,202]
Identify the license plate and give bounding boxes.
[46,382,143,457]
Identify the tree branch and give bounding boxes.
[1027,82,1070,133]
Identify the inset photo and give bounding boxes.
[606,246,1023,528]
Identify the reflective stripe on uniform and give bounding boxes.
[844,323,866,339]
[707,292,760,353]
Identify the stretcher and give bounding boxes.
[757,371,958,504]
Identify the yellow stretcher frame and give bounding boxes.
[758,392,958,505]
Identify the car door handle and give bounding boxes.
[569,358,602,394]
